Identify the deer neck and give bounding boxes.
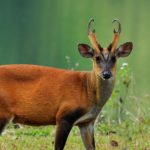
[74,70,115,125]
[88,70,115,108]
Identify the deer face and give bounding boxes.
[93,48,117,80]
[78,19,133,80]
[78,42,132,80]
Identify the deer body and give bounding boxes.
[0,65,88,124]
[0,64,114,125]
[0,19,133,150]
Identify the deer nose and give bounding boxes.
[102,70,112,79]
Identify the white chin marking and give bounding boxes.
[101,77,106,80]
[97,74,113,81]
[101,76,113,81]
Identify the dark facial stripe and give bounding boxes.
[98,44,103,51]
[100,52,110,62]
[107,44,112,51]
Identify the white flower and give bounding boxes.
[120,66,124,70]
[75,62,79,67]
[122,62,128,67]
[65,56,70,60]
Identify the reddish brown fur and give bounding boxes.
[0,64,92,126]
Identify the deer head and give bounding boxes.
[78,19,133,80]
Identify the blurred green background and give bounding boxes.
[0,0,149,94]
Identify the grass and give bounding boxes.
[0,120,150,150]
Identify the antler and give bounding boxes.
[109,19,121,52]
[87,18,102,53]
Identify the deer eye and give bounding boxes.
[95,56,101,63]
[111,56,116,63]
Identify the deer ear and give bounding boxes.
[78,44,94,58]
[116,42,133,57]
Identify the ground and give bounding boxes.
[0,120,150,150]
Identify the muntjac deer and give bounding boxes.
[0,19,133,150]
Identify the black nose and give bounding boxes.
[102,71,112,79]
